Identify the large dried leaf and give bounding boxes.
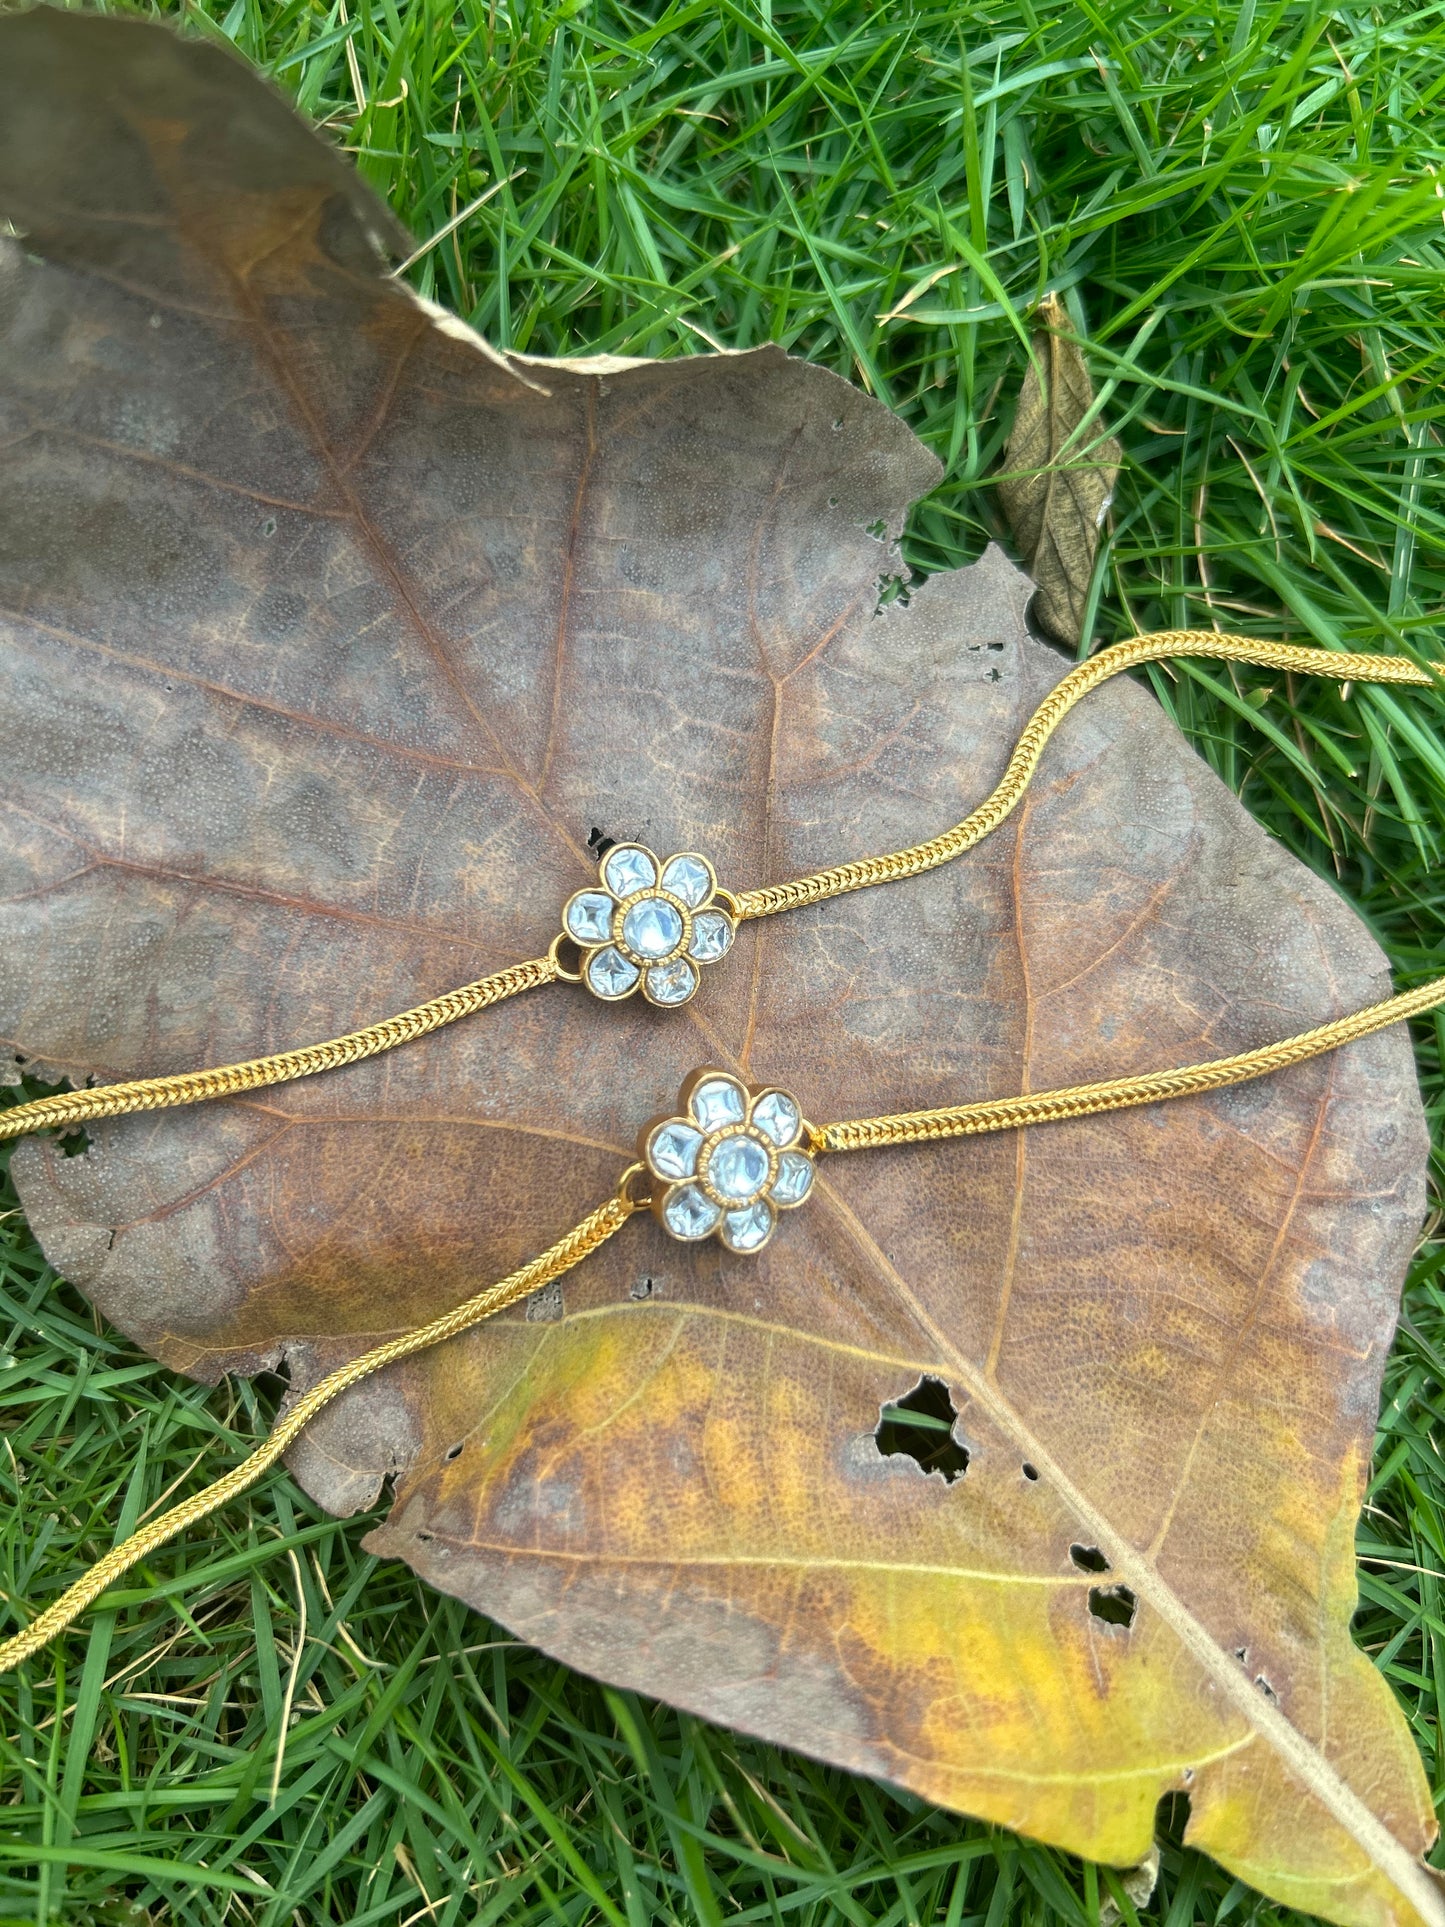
[0,17,1438,1923]
[998,292,1123,643]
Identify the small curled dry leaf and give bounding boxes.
[998,291,1123,644]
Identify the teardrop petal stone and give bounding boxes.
[690,1076,747,1132]
[565,890,615,945]
[648,1121,703,1180]
[722,1199,775,1253]
[622,896,684,960]
[585,946,640,999]
[707,1132,771,1203]
[603,845,657,898]
[687,910,734,963]
[661,853,713,908]
[645,958,697,1006]
[662,1183,721,1241]
[770,1150,814,1207]
[751,1089,801,1148]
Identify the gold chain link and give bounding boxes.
[818,976,1445,1153]
[0,954,557,1144]
[734,630,1443,919]
[0,1177,643,1674]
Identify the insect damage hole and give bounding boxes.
[1155,1788,1191,1845]
[1070,1543,1110,1573]
[874,1376,969,1482]
[1088,1584,1138,1629]
[586,826,617,858]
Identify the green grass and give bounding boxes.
[4,0,1445,1920]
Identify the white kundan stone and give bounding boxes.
[565,891,615,944]
[751,1090,801,1148]
[586,946,640,998]
[770,1150,814,1206]
[649,1121,703,1179]
[687,911,733,963]
[661,854,713,908]
[722,1199,774,1252]
[622,897,684,959]
[663,1184,721,1240]
[707,1133,771,1202]
[691,1076,746,1131]
[645,958,697,1005]
[603,845,656,898]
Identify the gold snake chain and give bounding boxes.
[3,629,1440,1144]
[3,967,1443,1671]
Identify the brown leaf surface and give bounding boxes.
[0,17,1438,1923]
[998,292,1123,643]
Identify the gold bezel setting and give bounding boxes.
[562,844,737,1009]
[696,1121,780,1210]
[640,1068,815,1253]
[610,887,695,968]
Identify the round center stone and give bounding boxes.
[622,897,684,960]
[708,1133,771,1203]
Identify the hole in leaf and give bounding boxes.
[874,1376,969,1482]
[1021,1462,1039,1481]
[58,1125,91,1158]
[630,1275,655,1301]
[1234,1646,1248,1663]
[1070,1543,1109,1573]
[875,572,912,614]
[1155,1788,1191,1844]
[259,516,277,538]
[444,1442,464,1461]
[863,517,888,540]
[1088,1584,1137,1629]
[1255,1673,1278,1703]
[586,826,616,858]
[832,416,844,431]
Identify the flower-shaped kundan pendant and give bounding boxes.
[640,1068,816,1253]
[562,844,736,1007]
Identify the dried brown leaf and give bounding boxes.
[999,292,1123,644]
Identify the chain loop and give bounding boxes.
[547,931,584,983]
[615,1161,653,1211]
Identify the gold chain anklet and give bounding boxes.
[3,969,1440,1673]
[2,629,1439,1148]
